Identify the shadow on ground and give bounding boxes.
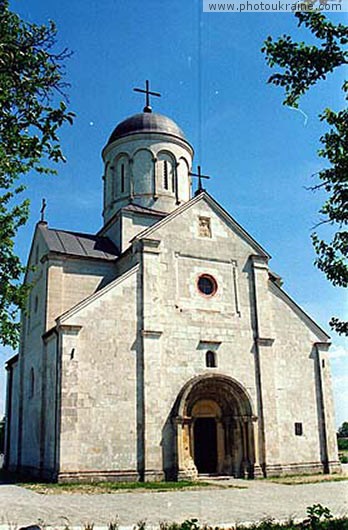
[0,468,37,485]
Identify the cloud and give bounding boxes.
[289,106,309,126]
[329,344,348,359]
[334,373,348,386]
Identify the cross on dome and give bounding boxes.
[133,80,161,113]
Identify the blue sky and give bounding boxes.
[0,1,347,426]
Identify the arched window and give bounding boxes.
[35,245,39,265]
[30,368,35,398]
[104,161,111,202]
[158,152,176,193]
[206,351,217,368]
[121,163,125,193]
[163,160,168,190]
[115,155,129,196]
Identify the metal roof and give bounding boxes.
[107,112,187,145]
[5,354,19,369]
[38,223,119,260]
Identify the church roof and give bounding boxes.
[107,112,187,145]
[38,223,119,260]
[5,354,19,369]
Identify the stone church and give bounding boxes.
[4,90,340,482]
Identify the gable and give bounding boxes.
[133,192,270,260]
[57,264,139,325]
[24,222,51,282]
[269,280,330,342]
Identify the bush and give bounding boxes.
[337,422,348,438]
[155,508,348,530]
[337,438,348,451]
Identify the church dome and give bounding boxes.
[107,112,187,145]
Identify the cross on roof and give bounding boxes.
[189,165,211,195]
[40,198,47,222]
[133,80,161,113]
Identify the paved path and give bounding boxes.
[0,479,347,528]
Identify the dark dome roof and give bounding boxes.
[107,112,187,145]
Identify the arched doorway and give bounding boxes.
[173,374,257,479]
[192,399,220,474]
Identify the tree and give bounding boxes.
[337,421,348,438]
[262,12,348,336]
[0,1,74,348]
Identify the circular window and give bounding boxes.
[197,274,217,297]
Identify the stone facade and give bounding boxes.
[4,108,340,482]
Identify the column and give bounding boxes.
[176,416,198,480]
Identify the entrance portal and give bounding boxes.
[173,374,256,480]
[194,418,217,473]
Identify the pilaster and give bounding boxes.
[314,342,341,473]
[250,255,280,475]
[139,238,166,479]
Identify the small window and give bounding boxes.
[206,351,217,368]
[322,359,325,368]
[35,245,39,265]
[34,295,39,313]
[164,160,168,190]
[121,164,125,193]
[295,422,303,436]
[30,368,35,398]
[27,297,31,333]
[197,274,218,297]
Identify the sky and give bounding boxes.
[0,1,347,427]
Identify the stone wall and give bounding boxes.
[7,193,339,481]
[42,334,59,477]
[46,257,117,329]
[18,228,49,473]
[5,358,19,469]
[136,195,338,478]
[56,266,139,480]
[8,224,119,477]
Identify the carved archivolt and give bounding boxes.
[173,374,256,479]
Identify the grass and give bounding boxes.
[265,473,348,485]
[19,472,348,494]
[19,479,235,494]
[2,467,347,493]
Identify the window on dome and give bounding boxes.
[121,164,125,193]
[116,156,128,196]
[164,160,168,190]
[158,152,175,193]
